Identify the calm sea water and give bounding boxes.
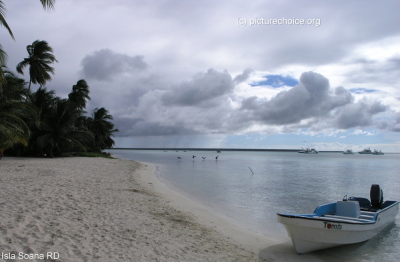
[109,149,400,261]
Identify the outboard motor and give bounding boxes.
[370,184,383,209]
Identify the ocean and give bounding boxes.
[109,149,400,261]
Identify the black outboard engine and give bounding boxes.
[370,184,383,209]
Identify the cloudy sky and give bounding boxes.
[2,0,400,151]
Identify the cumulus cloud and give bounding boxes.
[333,99,387,129]
[109,70,391,137]
[161,69,234,107]
[233,68,254,84]
[239,72,354,125]
[80,49,147,81]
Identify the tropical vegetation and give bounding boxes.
[0,0,118,157]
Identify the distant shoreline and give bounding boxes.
[111,148,344,153]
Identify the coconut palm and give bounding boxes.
[0,71,35,151]
[68,79,91,110]
[16,40,58,94]
[0,0,56,83]
[86,107,119,151]
[34,98,93,157]
[0,67,27,100]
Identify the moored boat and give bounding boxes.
[372,150,384,155]
[358,148,372,154]
[277,184,399,253]
[303,148,318,154]
[343,149,354,154]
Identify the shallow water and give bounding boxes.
[110,149,400,261]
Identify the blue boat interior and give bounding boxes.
[278,184,399,224]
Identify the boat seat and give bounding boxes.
[336,201,361,218]
[348,197,372,210]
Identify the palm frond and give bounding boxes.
[40,0,55,11]
[0,1,15,39]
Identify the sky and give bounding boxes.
[2,0,400,152]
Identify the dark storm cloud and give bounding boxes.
[114,117,199,136]
[80,49,147,81]
[161,69,234,107]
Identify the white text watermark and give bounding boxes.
[237,17,321,27]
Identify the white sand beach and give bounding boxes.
[0,157,325,261]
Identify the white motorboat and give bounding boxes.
[343,149,354,154]
[277,184,399,253]
[358,148,372,154]
[372,150,384,155]
[303,148,318,154]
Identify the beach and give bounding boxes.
[0,157,323,262]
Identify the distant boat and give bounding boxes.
[303,148,318,154]
[358,148,372,154]
[277,184,399,253]
[372,150,384,155]
[343,149,354,154]
[298,148,305,153]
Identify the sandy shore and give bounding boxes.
[0,157,325,261]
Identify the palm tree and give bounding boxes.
[0,0,56,83]
[34,98,92,157]
[0,67,27,100]
[0,71,36,152]
[68,79,91,110]
[16,40,58,94]
[87,108,119,151]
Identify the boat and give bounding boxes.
[358,148,372,154]
[343,149,354,154]
[303,148,318,154]
[372,150,384,155]
[277,184,399,253]
[298,148,305,153]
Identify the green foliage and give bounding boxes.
[16,40,58,93]
[1,60,118,157]
[1,1,119,157]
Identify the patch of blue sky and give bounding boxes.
[250,74,299,88]
[349,87,377,94]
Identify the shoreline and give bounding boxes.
[127,159,327,261]
[0,157,325,261]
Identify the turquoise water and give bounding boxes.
[110,149,400,261]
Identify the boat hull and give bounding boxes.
[277,202,399,253]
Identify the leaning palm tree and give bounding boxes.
[0,0,56,83]
[87,107,119,151]
[16,40,58,94]
[68,79,91,110]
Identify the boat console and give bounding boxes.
[336,201,360,218]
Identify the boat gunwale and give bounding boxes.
[277,201,399,225]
